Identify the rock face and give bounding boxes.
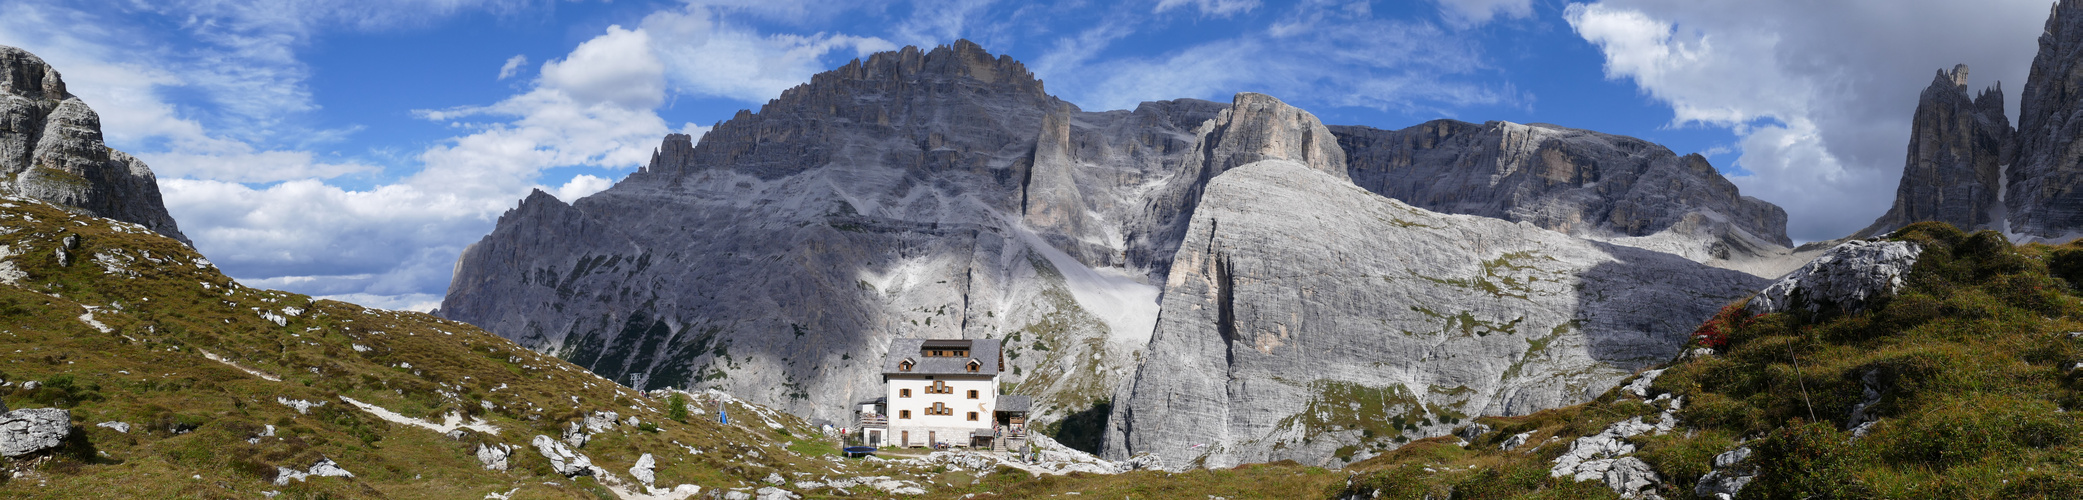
[1746,240,1921,316]
[1859,65,2012,238]
[2009,0,2083,239]
[0,46,187,245]
[1334,120,1789,268]
[440,40,1791,440]
[0,407,69,457]
[1100,157,1766,469]
[441,40,1228,425]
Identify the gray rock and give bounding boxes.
[630,452,656,486]
[0,46,187,244]
[723,491,753,500]
[531,434,596,477]
[1747,240,1921,316]
[583,410,619,433]
[1694,446,1756,500]
[1858,65,2011,238]
[1500,431,1534,451]
[273,458,353,485]
[1103,157,1764,469]
[2009,2,2083,239]
[474,442,514,471]
[95,421,128,433]
[1455,423,1493,442]
[562,420,588,448]
[756,486,801,500]
[764,473,785,485]
[0,407,69,457]
[1334,119,1790,268]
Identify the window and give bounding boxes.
[928,402,952,416]
[898,359,914,372]
[966,359,980,372]
[967,389,979,399]
[927,380,952,394]
[899,410,911,419]
[923,349,969,357]
[899,388,912,398]
[967,411,979,421]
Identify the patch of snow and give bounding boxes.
[1005,220,1161,350]
[77,311,111,333]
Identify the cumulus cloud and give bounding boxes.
[1564,0,2047,242]
[640,5,896,103]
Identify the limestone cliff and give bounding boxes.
[1858,65,2011,238]
[1099,156,1765,470]
[1333,120,1788,271]
[0,45,187,245]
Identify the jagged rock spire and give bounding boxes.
[0,45,188,245]
[1856,64,2012,238]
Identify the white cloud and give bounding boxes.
[640,5,896,103]
[497,54,527,80]
[539,26,666,109]
[1432,0,1534,28]
[547,175,614,203]
[1565,0,2048,242]
[1154,0,1261,17]
[1044,1,1512,113]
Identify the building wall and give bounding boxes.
[886,374,996,446]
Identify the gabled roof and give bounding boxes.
[995,394,1032,413]
[884,338,1001,376]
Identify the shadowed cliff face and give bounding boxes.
[1859,65,2012,239]
[0,45,187,245]
[1333,120,1790,268]
[2009,1,2083,239]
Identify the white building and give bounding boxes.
[861,338,1029,449]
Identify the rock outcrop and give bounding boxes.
[2008,0,2083,239]
[0,46,187,245]
[0,407,69,457]
[1334,120,1789,270]
[1859,65,2012,238]
[1100,156,1766,469]
[1746,240,1920,316]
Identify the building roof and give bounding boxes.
[883,338,1002,376]
[995,395,1032,413]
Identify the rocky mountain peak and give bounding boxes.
[0,45,187,245]
[1855,64,2013,239]
[640,40,1056,181]
[1191,92,1347,181]
[643,133,695,175]
[0,46,66,100]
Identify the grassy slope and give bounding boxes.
[0,198,942,499]
[1326,222,2083,499]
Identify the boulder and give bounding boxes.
[630,453,656,486]
[1747,240,1921,316]
[531,434,596,477]
[0,407,69,457]
[474,442,514,471]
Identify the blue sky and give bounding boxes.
[0,0,2056,310]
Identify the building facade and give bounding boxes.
[867,338,1028,449]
